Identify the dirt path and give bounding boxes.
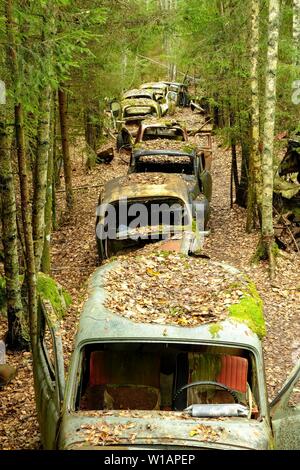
[0,110,299,449]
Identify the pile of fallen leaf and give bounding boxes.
[136,139,189,151]
[136,155,191,164]
[118,172,173,186]
[104,251,247,326]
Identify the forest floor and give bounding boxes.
[0,108,299,449]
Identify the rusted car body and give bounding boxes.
[139,82,169,115]
[110,98,162,150]
[140,82,168,101]
[163,82,191,107]
[129,120,212,224]
[133,119,212,172]
[34,266,300,449]
[95,173,203,261]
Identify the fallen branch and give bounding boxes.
[56,183,103,193]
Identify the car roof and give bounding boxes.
[74,262,263,355]
[122,89,154,99]
[140,118,186,130]
[101,173,191,205]
[121,97,159,108]
[140,82,168,90]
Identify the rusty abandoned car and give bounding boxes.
[95,173,204,261]
[35,257,300,449]
[110,98,162,150]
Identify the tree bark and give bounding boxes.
[0,119,29,350]
[5,0,38,347]
[247,0,262,232]
[58,86,73,212]
[229,111,239,207]
[293,0,300,66]
[32,85,51,272]
[41,94,55,274]
[261,0,281,277]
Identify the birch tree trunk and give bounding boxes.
[260,0,281,277]
[41,94,55,274]
[5,0,38,348]
[247,0,262,231]
[293,0,300,66]
[0,119,29,349]
[58,86,73,212]
[32,85,51,272]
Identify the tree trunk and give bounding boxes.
[247,0,262,232]
[32,85,51,272]
[41,94,55,274]
[229,111,239,207]
[293,0,300,66]
[58,86,73,212]
[0,119,29,350]
[236,139,250,208]
[5,0,38,347]
[260,0,281,277]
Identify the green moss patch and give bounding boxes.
[209,323,223,338]
[228,281,266,339]
[37,273,71,319]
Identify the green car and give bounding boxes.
[34,261,300,450]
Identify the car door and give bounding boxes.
[270,360,300,449]
[34,300,65,449]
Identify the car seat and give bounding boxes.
[86,350,161,410]
[173,353,248,409]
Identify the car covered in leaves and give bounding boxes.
[129,120,212,225]
[110,98,162,150]
[139,81,168,101]
[35,252,300,449]
[139,82,169,115]
[95,173,204,262]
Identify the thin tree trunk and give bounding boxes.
[5,0,38,347]
[41,95,55,274]
[293,0,300,66]
[52,91,57,229]
[247,0,262,232]
[58,86,73,212]
[260,0,281,277]
[32,85,51,272]
[229,111,239,206]
[0,119,29,350]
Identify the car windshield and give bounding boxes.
[142,126,185,141]
[134,154,194,175]
[75,342,260,419]
[110,197,189,235]
[124,106,157,117]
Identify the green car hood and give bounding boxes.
[59,412,271,450]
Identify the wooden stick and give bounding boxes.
[56,183,103,193]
